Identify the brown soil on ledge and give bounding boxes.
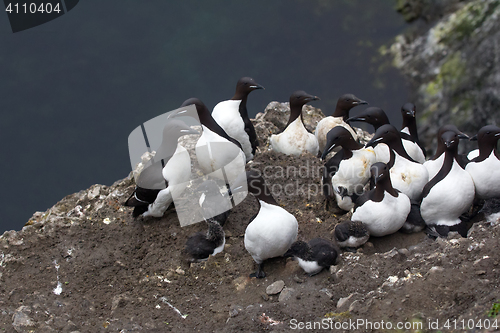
[1,149,500,332]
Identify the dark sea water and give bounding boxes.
[0,0,409,233]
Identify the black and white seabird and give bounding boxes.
[232,170,298,278]
[179,98,246,183]
[399,103,426,163]
[284,238,339,276]
[270,91,320,156]
[466,125,500,200]
[421,130,475,237]
[365,124,429,201]
[212,77,264,162]
[314,93,367,153]
[352,162,411,237]
[321,126,376,211]
[424,124,469,180]
[124,119,198,217]
[333,221,370,250]
[185,218,225,262]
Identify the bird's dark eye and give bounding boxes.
[487,131,491,134]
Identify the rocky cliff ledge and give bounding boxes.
[1,104,500,332]
[390,0,500,149]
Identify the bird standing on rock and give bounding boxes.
[421,130,475,237]
[212,77,264,162]
[232,170,298,278]
[270,91,320,156]
[424,124,469,180]
[315,93,367,153]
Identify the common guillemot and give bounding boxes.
[270,91,320,156]
[232,170,298,278]
[185,218,225,262]
[314,93,367,153]
[424,124,469,180]
[333,220,370,251]
[284,238,339,276]
[421,131,475,237]
[399,102,426,163]
[212,77,264,162]
[352,162,411,237]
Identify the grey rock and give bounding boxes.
[12,306,35,333]
[266,280,285,295]
[278,287,295,302]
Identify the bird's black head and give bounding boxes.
[321,126,356,160]
[347,107,389,129]
[401,102,416,118]
[283,240,309,258]
[365,124,400,148]
[289,90,320,108]
[235,77,264,96]
[336,93,368,111]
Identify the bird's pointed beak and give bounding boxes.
[365,136,383,148]
[250,83,265,90]
[346,116,365,123]
[355,99,368,106]
[457,133,469,140]
[321,143,337,160]
[469,135,478,141]
[306,95,320,102]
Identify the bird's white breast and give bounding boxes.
[315,117,357,153]
[270,118,319,156]
[389,153,428,200]
[466,151,500,199]
[402,139,426,163]
[296,258,323,275]
[332,148,376,193]
[423,154,444,181]
[196,125,246,181]
[352,191,410,237]
[422,160,475,226]
[212,100,253,162]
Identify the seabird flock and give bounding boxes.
[124,77,500,278]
